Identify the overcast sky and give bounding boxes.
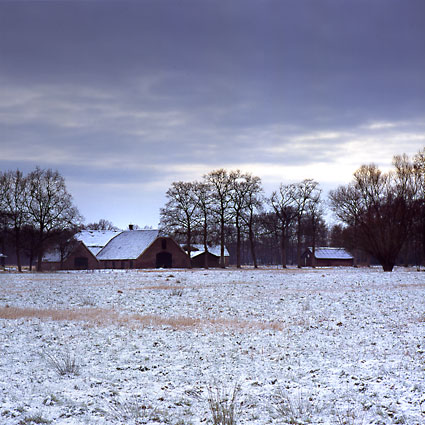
[1,0,424,229]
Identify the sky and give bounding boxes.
[1,0,424,229]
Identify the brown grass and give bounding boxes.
[133,285,186,291]
[0,306,284,332]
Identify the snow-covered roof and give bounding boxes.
[97,230,159,260]
[42,250,62,263]
[76,230,122,255]
[310,247,353,260]
[186,244,230,258]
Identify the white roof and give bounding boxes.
[76,230,121,248]
[188,244,229,258]
[310,247,353,260]
[97,230,159,260]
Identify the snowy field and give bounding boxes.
[0,267,424,425]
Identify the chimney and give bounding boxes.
[128,224,134,231]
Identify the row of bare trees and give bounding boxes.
[0,167,82,271]
[161,147,425,272]
[160,169,323,269]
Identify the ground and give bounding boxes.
[0,267,424,424]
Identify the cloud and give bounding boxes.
[0,0,424,228]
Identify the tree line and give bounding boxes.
[1,147,424,272]
[161,148,425,272]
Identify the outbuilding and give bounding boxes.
[189,244,230,268]
[301,247,354,267]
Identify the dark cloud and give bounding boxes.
[0,0,424,227]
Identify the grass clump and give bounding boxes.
[273,388,317,424]
[107,396,158,423]
[18,415,51,424]
[207,383,241,425]
[42,350,80,377]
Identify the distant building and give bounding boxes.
[301,247,354,267]
[42,229,190,270]
[186,244,230,268]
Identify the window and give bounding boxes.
[161,238,167,250]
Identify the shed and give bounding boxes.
[301,247,354,267]
[188,244,230,268]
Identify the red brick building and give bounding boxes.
[42,229,190,270]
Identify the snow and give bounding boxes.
[0,267,424,424]
[189,244,230,258]
[97,230,159,261]
[310,247,353,260]
[76,230,122,256]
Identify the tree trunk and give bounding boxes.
[203,221,209,269]
[36,230,44,272]
[14,227,22,272]
[220,213,225,268]
[236,216,241,268]
[186,224,192,269]
[297,216,302,268]
[280,228,287,268]
[248,223,258,268]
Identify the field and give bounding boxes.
[0,267,424,425]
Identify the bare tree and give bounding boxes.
[329,160,417,272]
[413,148,425,267]
[160,181,199,266]
[85,219,118,231]
[292,179,321,268]
[0,170,29,272]
[193,181,213,268]
[26,167,83,271]
[305,193,324,268]
[205,169,233,268]
[239,174,263,269]
[269,183,297,268]
[229,171,263,268]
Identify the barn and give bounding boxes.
[41,229,191,270]
[301,247,354,267]
[96,230,191,269]
[41,241,100,271]
[189,244,230,268]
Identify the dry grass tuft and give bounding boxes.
[133,284,186,291]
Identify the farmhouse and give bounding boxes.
[96,230,190,269]
[188,244,230,268]
[301,247,354,267]
[42,229,191,270]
